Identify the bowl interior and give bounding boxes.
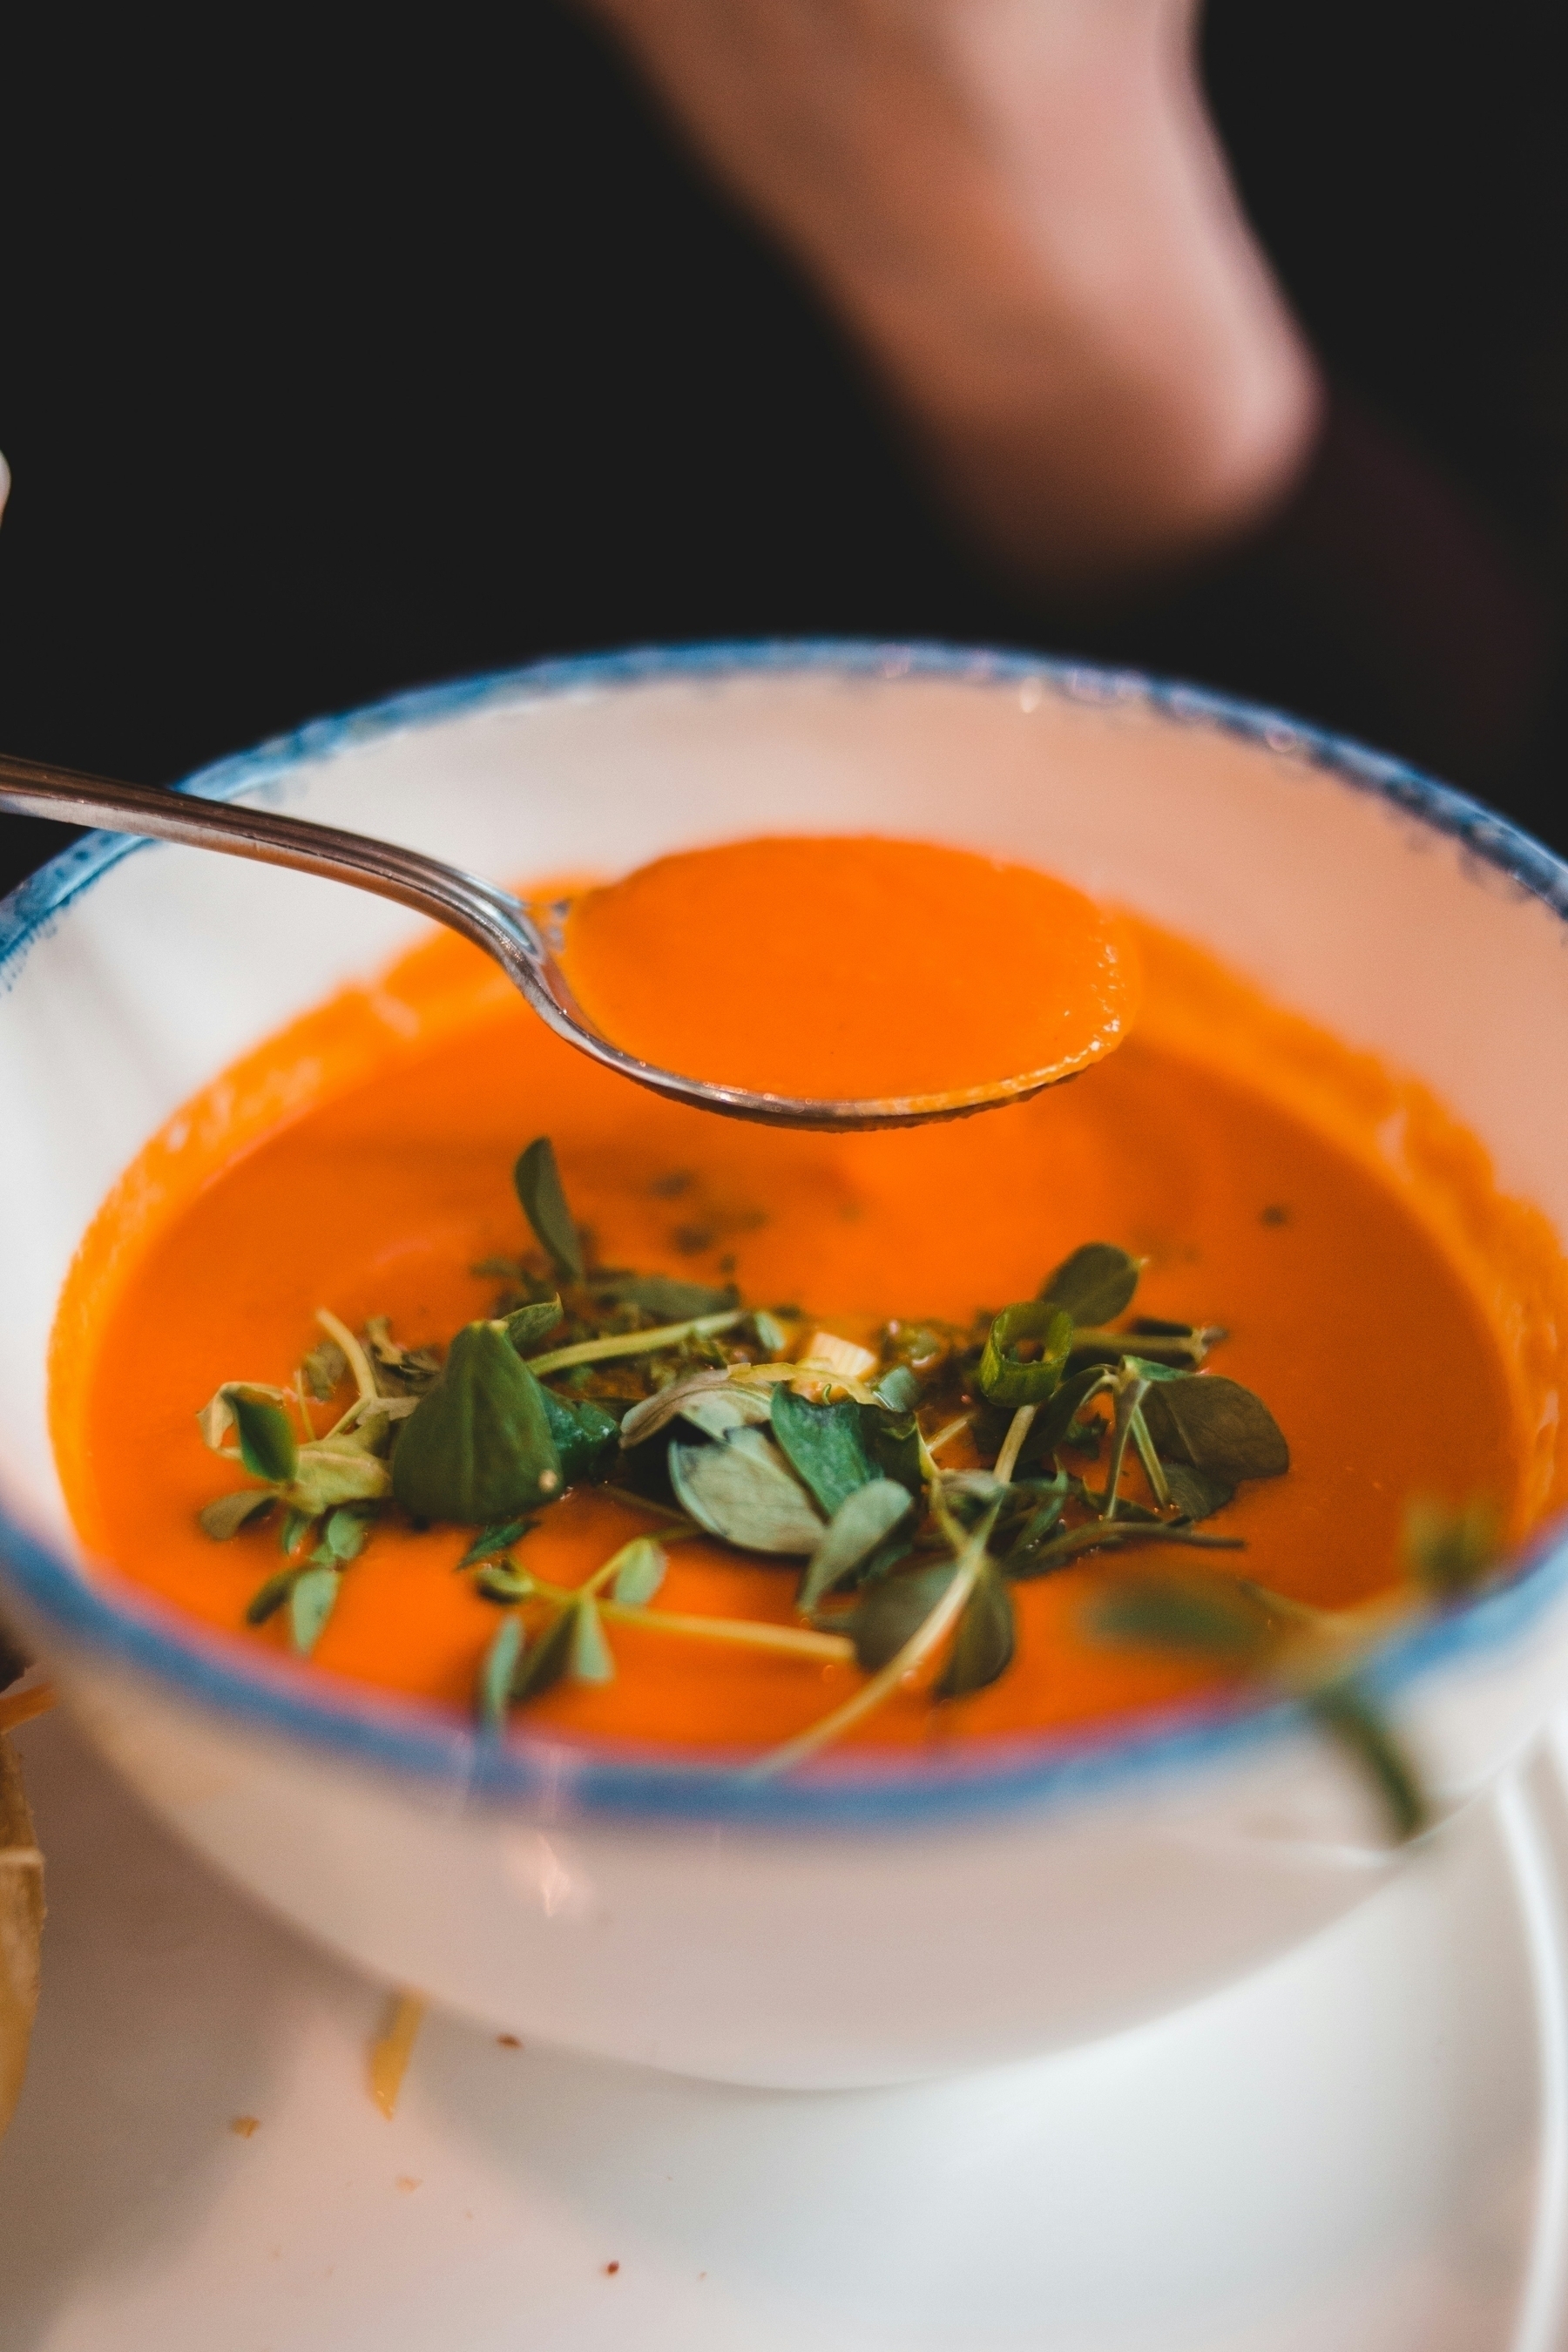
[3,645,1567,1741]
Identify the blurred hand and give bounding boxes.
[584,0,1321,592]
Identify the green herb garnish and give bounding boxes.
[1040,1242,1140,1327]
[392,1324,562,1524]
[193,1146,1498,1835]
[1087,1496,1504,1842]
[514,1137,584,1286]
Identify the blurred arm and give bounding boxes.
[582,0,1322,591]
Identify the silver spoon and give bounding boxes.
[0,750,1077,1131]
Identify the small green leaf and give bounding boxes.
[199,1490,276,1541]
[618,1372,760,1449]
[609,1538,667,1607]
[942,1468,1007,1511]
[977,1303,1074,1409]
[1004,1475,1071,1560]
[868,1406,924,1497]
[770,1384,877,1517]
[286,1442,391,1516]
[842,1564,957,1673]
[937,1563,1016,1700]
[245,1567,300,1625]
[510,1605,576,1707]
[504,1297,565,1352]
[514,1137,584,1284]
[278,1506,316,1558]
[322,1507,373,1562]
[459,1518,535,1569]
[880,1321,957,1383]
[873,1365,921,1415]
[225,1388,299,1484]
[362,1316,443,1395]
[569,1598,616,1684]
[475,1563,535,1604]
[798,1479,915,1612]
[1041,1243,1140,1327]
[391,1322,564,1524]
[536,1385,621,1485]
[1140,1376,1289,1481]
[591,1273,738,1321]
[751,1308,790,1355]
[1162,1463,1236,1524]
[1403,1497,1499,1598]
[1023,1363,1114,1461]
[198,1382,293,1453]
[301,1339,349,1402]
[676,1389,774,1440]
[477,1612,524,1731]
[288,1565,340,1655]
[668,1429,826,1556]
[1006,1519,1244,1581]
[1089,1567,1274,1663]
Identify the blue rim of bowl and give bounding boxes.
[3,636,1568,1828]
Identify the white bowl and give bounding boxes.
[3,643,1568,2091]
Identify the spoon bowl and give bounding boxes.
[0,754,1081,1131]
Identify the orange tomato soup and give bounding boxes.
[560,835,1139,1101]
[50,909,1568,1755]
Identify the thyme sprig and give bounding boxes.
[192,1139,1487,1827]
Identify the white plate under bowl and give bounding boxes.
[3,1700,1567,2352]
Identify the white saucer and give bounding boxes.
[3,1708,1568,2352]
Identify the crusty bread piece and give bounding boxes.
[0,1732,43,2140]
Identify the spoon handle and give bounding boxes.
[0,750,548,980]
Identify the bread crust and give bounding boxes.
[0,1733,43,2140]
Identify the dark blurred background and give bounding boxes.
[2,0,1564,894]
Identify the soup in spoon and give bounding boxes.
[558,835,1139,1107]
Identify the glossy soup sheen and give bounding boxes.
[51,908,1568,1754]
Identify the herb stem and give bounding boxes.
[1256,1586,1418,1688]
[1008,1520,1246,1579]
[747,1511,996,1780]
[315,1308,378,1408]
[511,1565,854,1661]
[1072,1328,1213,1368]
[1307,1683,1428,1841]
[1099,1374,1149,1519]
[599,1603,855,1660]
[924,1415,972,1459]
[527,1309,746,1375]
[992,1405,1037,1487]
[596,1486,702,1530]
[730,1361,880,1403]
[1128,1405,1170,1508]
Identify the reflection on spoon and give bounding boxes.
[0,756,1135,1131]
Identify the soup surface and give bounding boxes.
[50,909,1568,1757]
